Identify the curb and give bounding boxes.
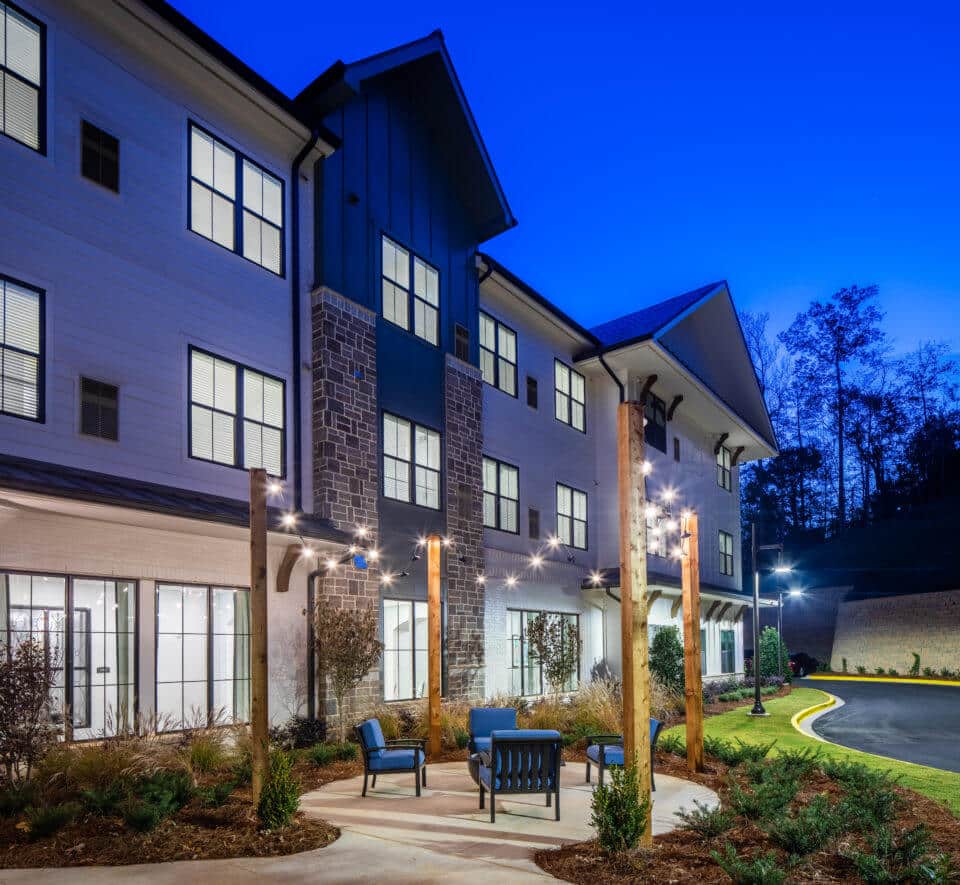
[806,675,960,687]
[790,692,839,744]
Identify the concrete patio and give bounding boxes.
[0,762,717,884]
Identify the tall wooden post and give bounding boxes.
[427,534,442,758]
[681,512,705,773]
[617,401,653,846]
[249,468,269,804]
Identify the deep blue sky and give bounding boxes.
[173,1,960,353]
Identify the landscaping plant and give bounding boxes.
[25,801,81,840]
[675,800,736,838]
[257,750,300,830]
[757,626,791,681]
[649,625,685,691]
[765,793,839,855]
[524,612,581,697]
[711,844,787,885]
[590,764,650,854]
[846,824,956,884]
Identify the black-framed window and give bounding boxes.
[526,375,538,409]
[554,359,585,431]
[720,628,736,674]
[482,456,518,533]
[0,2,44,152]
[155,583,250,730]
[0,274,43,422]
[673,437,681,462]
[1,571,137,741]
[557,483,587,549]
[189,348,285,477]
[719,530,735,576]
[454,323,469,361]
[81,121,119,192]
[479,311,517,396]
[644,393,666,453]
[383,598,427,701]
[382,412,440,509]
[189,124,284,275]
[717,445,732,491]
[508,609,579,696]
[529,507,540,540]
[79,377,118,441]
[381,236,439,345]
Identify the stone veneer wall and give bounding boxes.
[830,589,960,674]
[311,287,381,711]
[443,354,486,699]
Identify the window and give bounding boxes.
[189,348,285,477]
[557,483,587,549]
[80,377,118,440]
[0,274,42,421]
[508,609,579,696]
[478,311,517,396]
[528,507,540,540]
[156,584,250,729]
[647,507,665,557]
[81,121,118,191]
[673,437,681,462]
[644,393,666,453]
[0,572,137,740]
[482,456,518,533]
[382,413,440,509]
[720,629,736,674]
[719,530,735,576]
[717,445,732,491]
[554,360,585,431]
[454,324,470,362]
[0,3,43,151]
[382,599,427,701]
[700,627,708,674]
[526,375,538,409]
[381,236,439,345]
[189,124,283,274]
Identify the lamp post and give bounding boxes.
[748,523,789,717]
[776,588,803,678]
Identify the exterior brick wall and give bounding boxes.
[311,287,382,712]
[443,355,486,699]
[830,589,960,674]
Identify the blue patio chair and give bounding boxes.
[355,718,427,797]
[478,729,562,823]
[584,718,664,789]
[468,707,517,755]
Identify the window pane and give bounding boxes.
[498,358,515,395]
[415,466,439,509]
[414,258,438,306]
[382,237,409,288]
[242,210,262,263]
[557,485,571,515]
[555,362,569,393]
[482,458,497,493]
[382,280,408,329]
[190,405,212,460]
[6,8,42,84]
[500,465,518,499]
[480,350,495,385]
[212,411,234,464]
[191,128,214,186]
[242,161,262,215]
[573,491,587,521]
[262,174,282,226]
[212,192,235,249]
[3,281,41,353]
[571,401,585,431]
[4,72,38,149]
[213,140,235,198]
[498,327,516,363]
[261,222,281,274]
[190,181,213,240]
[573,521,586,549]
[243,370,264,422]
[500,499,517,532]
[571,372,585,402]
[557,514,571,545]
[2,349,38,418]
[555,390,568,422]
[483,491,496,527]
[479,313,496,350]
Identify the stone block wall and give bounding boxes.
[830,589,960,674]
[311,287,382,711]
[443,354,486,700]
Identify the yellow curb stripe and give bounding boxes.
[806,675,960,687]
[791,694,836,731]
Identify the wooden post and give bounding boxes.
[249,468,269,804]
[681,512,704,773]
[427,534,442,759]
[617,401,653,846]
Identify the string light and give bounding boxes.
[281,512,297,528]
[660,487,677,503]
[476,575,486,585]
[589,570,604,586]
[268,481,283,496]
[380,572,394,586]
[664,519,679,533]
[355,525,369,539]
[505,575,518,587]
[641,460,653,475]
[367,549,380,562]
[671,545,683,560]
[300,546,316,559]
[441,537,452,547]
[546,535,561,549]
[529,554,544,569]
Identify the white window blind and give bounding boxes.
[0,276,41,420]
[1,3,42,151]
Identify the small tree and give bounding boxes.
[314,603,383,744]
[590,763,650,853]
[0,638,61,784]
[649,625,685,691]
[758,626,790,681]
[525,613,580,697]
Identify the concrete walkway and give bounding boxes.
[0,762,717,884]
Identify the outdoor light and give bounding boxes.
[641,460,653,475]
[267,481,282,495]
[442,537,452,547]
[506,575,518,587]
[650,525,662,537]
[547,535,560,548]
[300,546,315,559]
[355,525,369,538]
[789,588,803,598]
[281,512,297,528]
[530,554,544,568]
[476,575,486,585]
[589,570,604,586]
[348,545,358,555]
[660,487,677,503]
[681,509,693,520]
[380,572,393,586]
[774,565,793,574]
[644,504,658,519]
[664,519,679,533]
[671,545,683,560]
[367,549,380,562]
[417,536,427,546]
[325,557,338,571]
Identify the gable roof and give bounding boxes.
[296,32,516,242]
[588,282,726,349]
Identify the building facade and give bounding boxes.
[0,0,777,738]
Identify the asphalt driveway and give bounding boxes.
[800,678,960,773]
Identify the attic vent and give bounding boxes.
[80,377,118,440]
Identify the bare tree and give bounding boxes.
[525,613,581,697]
[313,604,383,744]
[900,341,958,424]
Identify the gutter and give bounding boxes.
[291,130,324,511]
[598,352,624,402]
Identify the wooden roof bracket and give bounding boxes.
[716,602,732,621]
[647,589,663,606]
[730,446,746,466]
[713,432,730,455]
[670,595,683,618]
[276,543,302,593]
[666,394,683,420]
[704,600,721,621]
[637,374,658,404]
[734,604,749,623]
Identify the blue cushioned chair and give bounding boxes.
[477,729,562,823]
[468,707,517,755]
[585,718,664,789]
[355,718,427,797]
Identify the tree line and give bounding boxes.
[739,284,960,546]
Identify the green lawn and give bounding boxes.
[665,687,960,816]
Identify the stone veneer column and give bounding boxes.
[311,287,381,711]
[443,354,486,700]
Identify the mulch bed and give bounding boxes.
[536,749,960,883]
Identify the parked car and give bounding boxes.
[790,652,819,677]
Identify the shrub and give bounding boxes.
[676,800,735,838]
[453,728,469,750]
[525,612,581,697]
[136,769,194,820]
[726,775,798,820]
[232,751,252,785]
[768,747,820,780]
[842,657,848,673]
[196,779,236,808]
[846,824,956,884]
[923,667,936,678]
[766,794,839,855]
[940,668,954,680]
[649,625,684,691]
[857,665,867,675]
[839,787,901,831]
[81,782,126,816]
[590,764,650,854]
[0,781,36,817]
[307,743,337,767]
[188,732,228,774]
[122,798,165,833]
[758,627,790,681]
[909,653,921,678]
[257,750,300,830]
[887,668,899,677]
[711,843,787,885]
[658,733,686,757]
[335,741,358,761]
[270,716,327,750]
[25,801,81,840]
[703,736,775,767]
[875,667,885,675]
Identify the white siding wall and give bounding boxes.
[0,0,316,507]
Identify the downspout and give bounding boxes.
[291,130,322,512]
[305,567,323,721]
[598,351,624,402]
